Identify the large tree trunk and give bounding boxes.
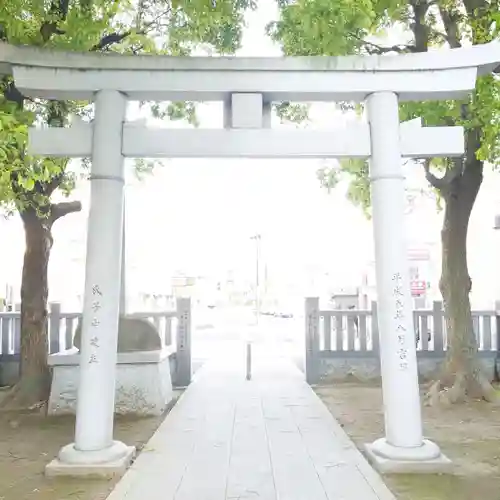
[426,135,499,405]
[2,209,53,410]
[0,200,81,411]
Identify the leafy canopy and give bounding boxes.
[270,0,500,212]
[0,0,253,216]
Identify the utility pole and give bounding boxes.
[247,233,261,381]
[250,234,261,325]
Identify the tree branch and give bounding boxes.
[91,8,172,51]
[429,28,450,44]
[50,200,82,223]
[422,158,463,191]
[364,42,417,55]
[40,0,70,42]
[9,171,24,197]
[462,0,488,22]
[348,32,417,54]
[91,31,133,51]
[438,6,462,48]
[443,159,463,184]
[2,78,24,108]
[409,0,430,52]
[42,171,65,197]
[423,159,445,189]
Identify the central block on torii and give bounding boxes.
[224,93,271,129]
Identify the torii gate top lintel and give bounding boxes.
[1,41,500,102]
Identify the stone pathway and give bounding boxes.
[107,348,396,500]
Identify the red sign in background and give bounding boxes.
[411,280,427,296]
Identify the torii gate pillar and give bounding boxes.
[51,89,135,475]
[364,92,451,472]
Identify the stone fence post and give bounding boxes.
[371,301,379,354]
[176,297,192,387]
[49,302,62,354]
[432,301,444,353]
[495,301,500,377]
[305,297,320,385]
[13,303,21,354]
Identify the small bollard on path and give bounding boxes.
[246,342,252,381]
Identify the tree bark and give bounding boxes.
[426,133,499,405]
[2,209,53,409]
[1,200,81,410]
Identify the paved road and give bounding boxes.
[108,353,395,500]
[192,307,305,373]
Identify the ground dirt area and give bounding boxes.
[0,392,181,500]
[317,382,500,500]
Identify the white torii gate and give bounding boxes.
[2,41,500,476]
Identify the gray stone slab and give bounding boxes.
[263,399,329,500]
[108,387,204,499]
[107,350,397,500]
[174,400,236,499]
[226,385,276,500]
[290,406,388,499]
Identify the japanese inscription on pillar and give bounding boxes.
[178,309,189,350]
[88,284,102,364]
[307,311,318,355]
[392,273,408,370]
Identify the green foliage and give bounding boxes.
[267,0,378,56]
[150,101,199,126]
[473,74,500,163]
[274,101,310,123]
[271,0,500,212]
[317,159,372,217]
[0,88,70,214]
[0,0,252,216]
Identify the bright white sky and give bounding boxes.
[1,0,500,308]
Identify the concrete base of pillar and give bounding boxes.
[45,440,136,478]
[364,438,453,474]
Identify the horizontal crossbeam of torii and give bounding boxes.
[2,41,499,479]
[28,117,464,159]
